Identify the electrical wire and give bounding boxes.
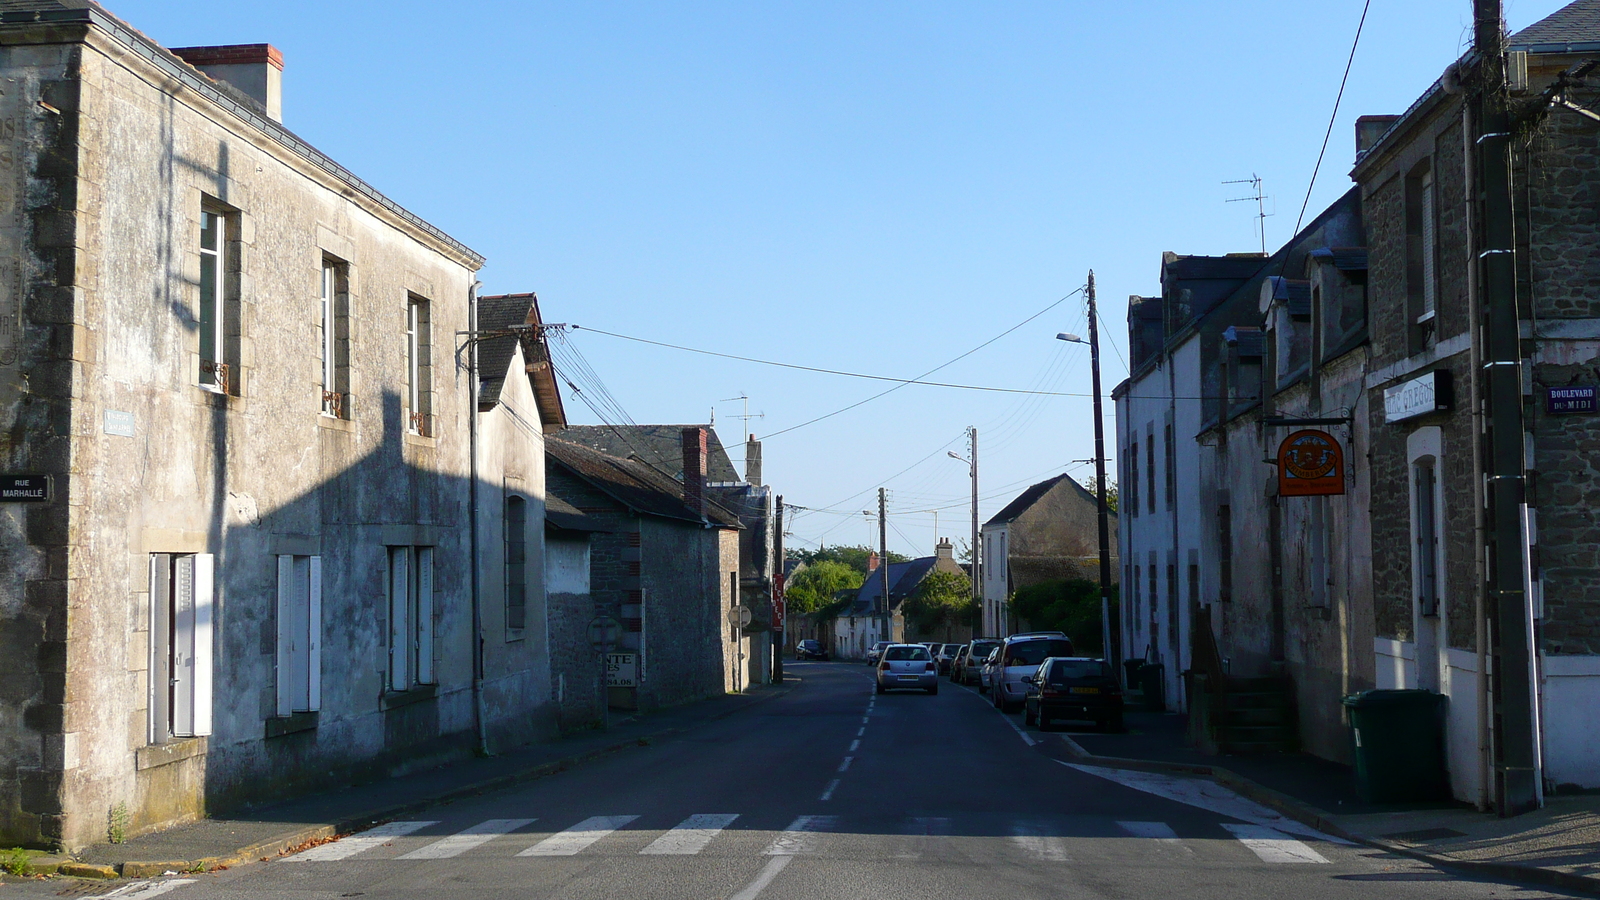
[1290,0,1372,238]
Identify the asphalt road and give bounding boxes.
[29,662,1584,900]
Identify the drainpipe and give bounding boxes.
[1465,102,1492,812]
[467,280,487,756]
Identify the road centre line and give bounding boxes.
[837,756,853,772]
[819,779,840,801]
[856,727,865,737]
[849,739,860,751]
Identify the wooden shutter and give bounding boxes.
[276,555,295,716]
[390,548,410,690]
[190,553,215,736]
[149,554,172,744]
[417,547,435,684]
[308,556,322,711]
[172,555,197,736]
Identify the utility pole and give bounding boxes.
[773,496,785,684]
[1474,0,1540,816]
[1085,272,1115,668]
[879,487,891,644]
[969,428,980,629]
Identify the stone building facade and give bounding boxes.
[980,472,1118,640]
[1355,3,1600,801]
[0,4,567,850]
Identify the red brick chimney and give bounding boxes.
[171,44,284,122]
[681,427,707,517]
[866,551,879,573]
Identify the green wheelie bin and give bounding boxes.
[1341,689,1449,803]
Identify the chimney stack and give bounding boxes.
[936,538,954,561]
[745,434,762,485]
[681,427,707,518]
[866,551,879,573]
[172,44,284,123]
[1355,115,1399,158]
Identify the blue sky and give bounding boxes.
[115,0,1568,557]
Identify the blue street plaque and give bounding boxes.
[1547,386,1597,415]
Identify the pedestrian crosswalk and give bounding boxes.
[278,812,1338,867]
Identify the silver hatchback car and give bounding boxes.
[875,644,939,694]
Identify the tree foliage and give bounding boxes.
[785,560,863,615]
[1082,476,1119,514]
[785,544,909,577]
[1010,578,1119,655]
[901,570,978,639]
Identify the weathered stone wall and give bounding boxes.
[545,536,600,732]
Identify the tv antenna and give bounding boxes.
[1224,174,1272,255]
[719,394,765,431]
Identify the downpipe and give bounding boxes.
[468,279,488,756]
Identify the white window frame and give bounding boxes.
[276,555,322,716]
[406,297,431,436]
[199,210,226,393]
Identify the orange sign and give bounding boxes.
[1278,429,1344,496]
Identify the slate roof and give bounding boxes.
[1224,326,1265,358]
[849,557,939,615]
[476,293,566,427]
[544,491,603,534]
[1310,247,1368,272]
[1509,0,1600,51]
[986,473,1081,527]
[559,424,742,484]
[0,1,482,266]
[1266,276,1312,317]
[546,437,739,528]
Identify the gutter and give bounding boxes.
[468,280,488,756]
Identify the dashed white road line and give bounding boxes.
[638,814,740,856]
[283,821,438,861]
[856,726,866,737]
[517,815,638,857]
[837,756,853,772]
[764,815,838,855]
[398,818,536,860]
[728,856,793,900]
[849,739,860,751]
[819,778,840,801]
[1222,823,1330,863]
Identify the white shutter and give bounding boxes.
[308,556,322,712]
[289,557,311,711]
[190,553,214,737]
[276,555,294,717]
[172,555,197,736]
[390,548,410,690]
[417,547,435,684]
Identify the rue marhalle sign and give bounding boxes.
[1277,430,1345,497]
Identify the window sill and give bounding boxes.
[316,414,355,434]
[506,630,526,643]
[136,736,207,771]
[265,710,319,738]
[404,432,437,450]
[381,683,438,711]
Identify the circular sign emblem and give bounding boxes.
[1277,429,1345,497]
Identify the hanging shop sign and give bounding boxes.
[1384,369,1453,423]
[1277,430,1345,497]
[1547,385,1597,415]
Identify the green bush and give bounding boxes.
[1010,578,1118,655]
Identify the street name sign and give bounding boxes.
[0,474,48,502]
[1548,385,1597,415]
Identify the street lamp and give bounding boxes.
[948,430,981,634]
[1056,271,1116,674]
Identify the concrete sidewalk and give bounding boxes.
[21,683,792,880]
[1063,708,1600,896]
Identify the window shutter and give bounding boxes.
[276,555,294,717]
[190,553,215,737]
[149,555,172,744]
[417,547,435,684]
[390,549,410,690]
[1421,174,1437,316]
[172,555,197,736]
[308,556,322,711]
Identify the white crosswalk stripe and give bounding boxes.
[638,814,740,855]
[282,821,438,862]
[517,815,639,857]
[1008,821,1070,862]
[1117,820,1193,854]
[1222,823,1331,863]
[763,815,839,855]
[397,818,537,860]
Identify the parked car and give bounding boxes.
[865,641,892,665]
[977,647,1002,694]
[987,634,1076,711]
[934,643,961,674]
[1023,657,1123,731]
[875,644,938,694]
[957,639,1000,686]
[795,639,829,661]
